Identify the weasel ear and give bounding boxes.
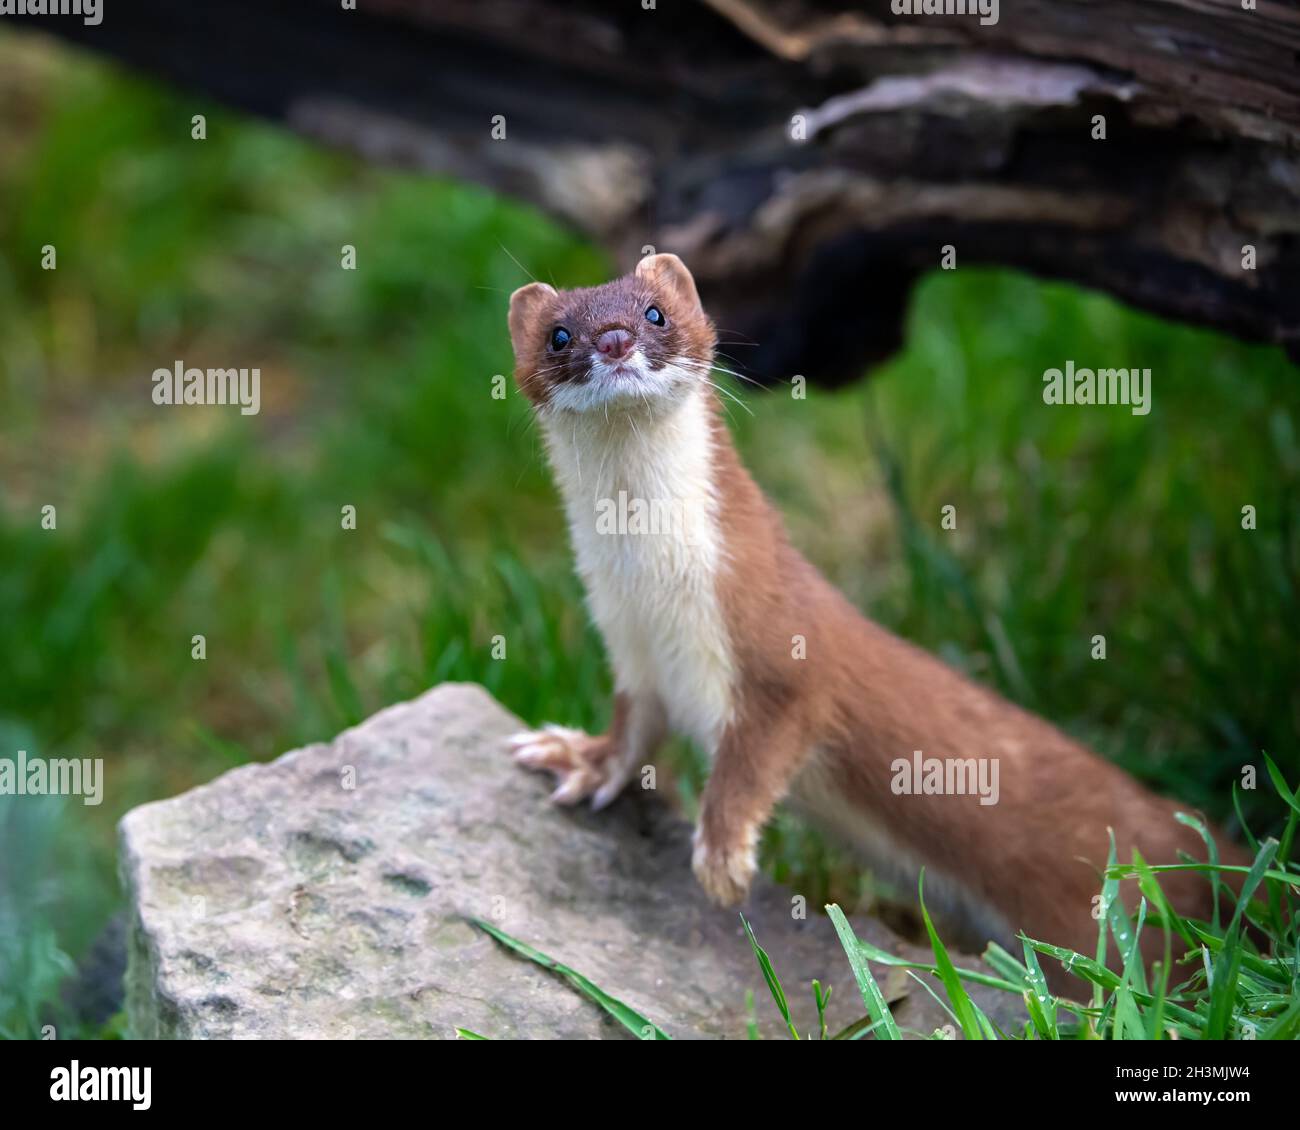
[635,253,701,313]
[507,281,558,361]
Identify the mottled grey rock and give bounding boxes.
[120,683,1024,1040]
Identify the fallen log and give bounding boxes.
[17,0,1300,383]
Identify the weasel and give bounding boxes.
[506,253,1241,981]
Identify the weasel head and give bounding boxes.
[507,253,715,416]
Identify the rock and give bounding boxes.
[119,683,1024,1039]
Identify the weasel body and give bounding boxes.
[543,394,734,755]
[507,254,1238,973]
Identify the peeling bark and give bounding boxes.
[17,0,1300,383]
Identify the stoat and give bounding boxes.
[506,253,1240,979]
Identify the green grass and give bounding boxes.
[0,34,1297,1038]
[455,759,1299,1039]
[468,918,670,1040]
[744,767,1300,1039]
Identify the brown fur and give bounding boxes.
[508,255,713,409]
[707,410,1241,968]
[508,255,1244,991]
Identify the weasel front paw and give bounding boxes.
[507,725,625,808]
[691,826,758,906]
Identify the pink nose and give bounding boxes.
[595,328,633,361]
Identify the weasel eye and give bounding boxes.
[645,305,665,327]
[549,326,571,351]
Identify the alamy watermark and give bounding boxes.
[1,750,103,806]
[594,491,707,546]
[1043,361,1151,416]
[891,0,998,27]
[50,1062,150,1110]
[891,750,1000,806]
[0,0,102,25]
[152,361,260,415]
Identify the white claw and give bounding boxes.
[512,745,547,765]
[591,766,630,811]
[549,777,587,805]
[506,725,613,807]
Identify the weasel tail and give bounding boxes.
[506,253,1242,990]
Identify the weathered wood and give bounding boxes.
[18,0,1300,383]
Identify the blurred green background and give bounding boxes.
[1,33,1296,1038]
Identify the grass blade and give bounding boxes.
[1095,831,1119,1013]
[826,903,901,1040]
[1176,811,1222,931]
[851,935,1022,993]
[1021,939,1058,1040]
[469,917,670,1040]
[741,914,800,1039]
[918,872,983,1040]
[813,979,830,1041]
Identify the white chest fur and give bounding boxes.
[541,387,735,749]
